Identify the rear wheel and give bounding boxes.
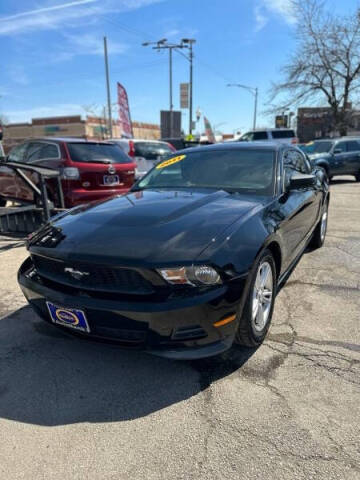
[235,249,276,347]
[310,200,328,249]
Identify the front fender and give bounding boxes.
[196,203,274,276]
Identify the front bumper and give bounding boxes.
[18,257,248,360]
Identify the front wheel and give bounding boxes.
[235,250,276,347]
[355,173,360,182]
[310,200,328,249]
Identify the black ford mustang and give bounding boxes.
[18,143,329,359]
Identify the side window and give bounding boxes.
[8,143,28,162]
[240,132,253,141]
[39,143,59,159]
[252,131,268,141]
[283,149,309,174]
[334,142,346,153]
[346,141,360,152]
[26,142,44,163]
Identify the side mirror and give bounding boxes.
[333,148,342,154]
[0,155,7,163]
[288,172,315,190]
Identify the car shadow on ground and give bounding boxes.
[0,306,257,427]
[0,234,26,253]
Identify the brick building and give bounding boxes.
[297,106,360,143]
[2,115,160,153]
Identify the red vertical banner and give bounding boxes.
[117,82,133,138]
[204,116,216,143]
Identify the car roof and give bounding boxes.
[109,138,169,144]
[313,137,360,142]
[30,137,113,144]
[178,141,286,155]
[244,128,295,132]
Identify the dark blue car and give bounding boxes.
[18,143,329,359]
[307,138,360,181]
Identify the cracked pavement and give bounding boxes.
[0,177,359,479]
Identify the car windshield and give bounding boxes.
[67,143,131,163]
[310,141,333,154]
[135,149,275,196]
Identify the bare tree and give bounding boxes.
[269,0,360,135]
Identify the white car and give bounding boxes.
[109,139,175,178]
[239,128,298,144]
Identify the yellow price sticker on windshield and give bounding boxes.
[156,154,186,169]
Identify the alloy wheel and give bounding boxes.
[320,205,328,242]
[252,261,273,332]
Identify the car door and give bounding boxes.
[331,141,349,175]
[277,149,321,270]
[343,140,360,174]
[0,142,28,201]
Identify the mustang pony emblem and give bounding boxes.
[64,267,90,280]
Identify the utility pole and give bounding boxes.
[142,38,196,137]
[227,83,258,130]
[182,39,196,136]
[103,36,113,138]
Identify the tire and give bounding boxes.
[310,200,329,250]
[235,249,277,347]
[0,197,6,207]
[355,173,360,182]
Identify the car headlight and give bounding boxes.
[158,266,221,286]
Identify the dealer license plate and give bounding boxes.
[46,302,90,333]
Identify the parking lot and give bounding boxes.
[0,178,359,480]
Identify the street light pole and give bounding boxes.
[253,87,258,130]
[189,41,194,135]
[227,83,259,130]
[103,36,113,138]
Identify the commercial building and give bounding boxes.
[297,106,360,143]
[2,115,161,153]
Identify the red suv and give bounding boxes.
[0,138,136,208]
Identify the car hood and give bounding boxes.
[30,189,264,266]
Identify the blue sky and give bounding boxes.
[0,0,356,134]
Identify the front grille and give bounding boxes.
[32,254,154,294]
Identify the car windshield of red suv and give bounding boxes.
[67,143,131,164]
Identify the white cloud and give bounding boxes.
[255,0,296,31]
[263,0,296,24]
[63,33,127,57]
[254,5,268,32]
[7,65,30,86]
[6,103,86,123]
[0,0,163,36]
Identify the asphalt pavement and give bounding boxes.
[0,177,359,480]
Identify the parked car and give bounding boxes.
[19,142,329,360]
[109,138,175,178]
[307,138,360,181]
[239,128,298,144]
[0,138,136,208]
